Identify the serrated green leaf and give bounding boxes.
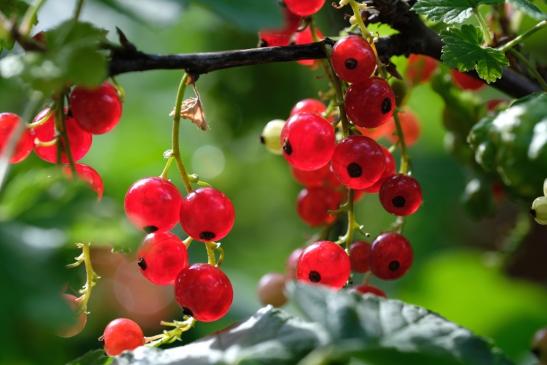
[66,349,112,365]
[441,25,508,82]
[413,0,503,24]
[506,0,547,20]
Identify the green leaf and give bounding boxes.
[66,349,112,365]
[0,0,28,51]
[506,0,547,20]
[441,25,509,82]
[413,0,503,24]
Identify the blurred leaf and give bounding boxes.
[506,0,547,20]
[0,0,28,51]
[413,0,503,24]
[66,349,112,365]
[462,177,494,218]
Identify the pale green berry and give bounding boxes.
[531,196,547,225]
[260,119,285,155]
[543,178,547,196]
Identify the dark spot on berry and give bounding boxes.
[309,271,321,282]
[345,58,358,70]
[259,135,265,144]
[347,162,362,178]
[144,225,158,233]
[182,307,194,317]
[67,108,73,117]
[530,209,537,218]
[259,39,268,47]
[381,97,392,114]
[137,257,147,271]
[392,195,406,208]
[283,140,293,155]
[200,231,215,240]
[388,260,400,272]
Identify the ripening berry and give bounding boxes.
[369,232,413,280]
[331,136,385,189]
[284,0,326,17]
[297,187,341,226]
[174,263,233,322]
[331,36,376,84]
[363,147,396,193]
[58,294,87,338]
[379,174,423,216]
[63,163,104,200]
[296,241,350,288]
[281,113,335,171]
[257,272,287,307]
[406,54,438,85]
[349,241,371,273]
[102,318,145,356]
[124,177,183,233]
[0,112,33,164]
[291,164,339,188]
[180,187,235,241]
[31,108,93,163]
[345,78,396,128]
[451,70,484,91]
[286,247,304,279]
[70,82,122,134]
[294,27,324,67]
[532,328,547,363]
[354,284,386,298]
[260,119,285,155]
[290,98,326,118]
[137,232,189,285]
[385,109,421,147]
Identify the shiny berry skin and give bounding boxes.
[291,164,339,188]
[296,241,350,288]
[70,82,122,134]
[385,109,421,147]
[281,113,335,171]
[0,112,33,164]
[137,232,189,285]
[297,187,341,226]
[285,0,325,17]
[406,54,438,85]
[124,177,182,233]
[103,318,145,356]
[331,136,385,189]
[260,119,285,155]
[258,8,302,47]
[331,36,376,84]
[180,187,235,241]
[63,163,104,200]
[379,174,423,216]
[294,27,324,67]
[354,284,386,298]
[349,241,371,273]
[257,272,287,307]
[345,78,396,128]
[174,263,233,322]
[451,70,484,91]
[286,247,304,279]
[363,147,396,193]
[369,232,413,280]
[290,98,326,117]
[58,294,87,338]
[31,108,92,163]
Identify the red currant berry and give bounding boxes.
[297,187,341,226]
[284,0,325,17]
[331,136,385,189]
[124,177,182,233]
[58,294,87,338]
[180,187,235,242]
[406,54,438,85]
[31,108,93,163]
[296,241,350,288]
[356,122,392,141]
[259,30,293,47]
[290,98,326,117]
[385,109,420,147]
[349,241,371,273]
[286,247,304,279]
[362,147,396,193]
[369,232,413,280]
[174,263,233,322]
[281,113,335,171]
[63,163,104,200]
[379,174,423,216]
[257,272,287,307]
[0,112,33,164]
[345,77,396,128]
[137,232,189,285]
[70,82,122,135]
[103,318,145,356]
[294,27,324,67]
[354,284,386,298]
[486,99,505,111]
[451,70,484,91]
[291,164,339,188]
[332,36,376,84]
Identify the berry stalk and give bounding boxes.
[66,242,100,314]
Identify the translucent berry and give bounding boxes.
[363,147,396,193]
[102,318,145,356]
[286,247,304,279]
[124,177,182,233]
[345,77,396,128]
[63,163,104,200]
[257,272,287,307]
[137,232,189,285]
[290,98,326,117]
[451,70,484,91]
[349,241,371,273]
[31,108,93,163]
[296,241,350,288]
[174,263,233,322]
[354,284,386,298]
[331,35,376,84]
[291,164,339,188]
[531,196,547,225]
[180,187,235,241]
[260,119,285,155]
[331,135,385,189]
[281,113,335,171]
[70,83,122,135]
[0,112,33,164]
[356,122,392,141]
[369,232,413,280]
[259,4,302,46]
[58,294,87,338]
[297,187,341,226]
[385,109,421,147]
[406,54,438,85]
[379,174,423,216]
[294,27,324,67]
[284,0,325,17]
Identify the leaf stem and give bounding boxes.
[19,0,46,36]
[73,0,85,21]
[498,19,547,52]
[474,8,493,45]
[171,73,193,193]
[145,317,196,347]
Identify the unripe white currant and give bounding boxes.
[543,178,547,196]
[531,196,547,225]
[260,119,285,155]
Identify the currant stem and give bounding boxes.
[159,156,175,179]
[343,189,355,251]
[205,241,217,266]
[53,92,77,175]
[145,317,196,347]
[19,0,46,37]
[73,0,85,21]
[392,108,411,174]
[66,243,100,314]
[474,8,493,46]
[498,20,546,52]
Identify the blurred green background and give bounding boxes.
[0,1,545,364]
